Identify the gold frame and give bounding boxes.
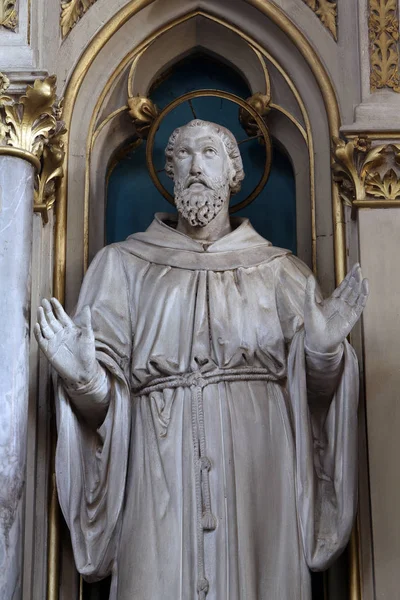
[144,89,272,212]
[50,3,358,600]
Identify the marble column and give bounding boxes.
[0,155,35,599]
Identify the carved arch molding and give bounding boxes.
[59,0,338,39]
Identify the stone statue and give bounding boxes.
[35,120,368,600]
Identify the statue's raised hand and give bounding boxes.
[34,298,98,389]
[304,263,369,354]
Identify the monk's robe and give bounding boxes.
[55,213,359,600]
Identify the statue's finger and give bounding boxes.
[350,262,360,275]
[33,322,44,344]
[37,307,55,340]
[361,278,369,296]
[354,283,369,313]
[341,275,358,300]
[352,264,362,284]
[346,287,359,306]
[345,268,363,301]
[331,274,351,298]
[50,297,73,328]
[331,263,359,298]
[42,299,63,333]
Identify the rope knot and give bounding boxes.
[199,456,211,471]
[197,577,209,594]
[202,510,217,531]
[187,371,206,388]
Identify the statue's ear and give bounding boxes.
[228,166,237,189]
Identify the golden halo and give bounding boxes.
[145,89,272,213]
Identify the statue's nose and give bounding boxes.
[190,155,203,176]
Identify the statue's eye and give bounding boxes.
[177,148,189,158]
[204,147,217,157]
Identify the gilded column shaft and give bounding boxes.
[0,156,34,600]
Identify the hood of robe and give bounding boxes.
[118,213,291,270]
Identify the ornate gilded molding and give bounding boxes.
[302,0,337,41]
[332,135,400,213]
[127,95,159,139]
[0,0,17,31]
[239,92,271,137]
[60,0,97,39]
[0,75,66,223]
[369,0,400,92]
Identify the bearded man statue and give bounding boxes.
[35,119,368,600]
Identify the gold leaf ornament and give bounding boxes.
[0,0,18,31]
[0,72,10,95]
[369,0,400,92]
[365,169,400,199]
[332,137,400,211]
[0,74,66,223]
[128,96,159,139]
[61,0,97,38]
[3,75,58,157]
[239,93,271,138]
[0,73,11,141]
[302,0,337,40]
[34,130,66,223]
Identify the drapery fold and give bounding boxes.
[288,330,358,570]
[55,354,131,580]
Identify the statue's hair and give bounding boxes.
[164,119,245,195]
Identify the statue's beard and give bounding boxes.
[174,176,230,227]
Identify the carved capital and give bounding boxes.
[332,135,400,214]
[0,0,17,31]
[302,0,337,41]
[0,75,66,223]
[369,0,400,92]
[128,95,159,139]
[61,0,97,38]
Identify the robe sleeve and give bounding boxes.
[275,255,359,570]
[55,245,132,581]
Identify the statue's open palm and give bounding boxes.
[34,298,97,388]
[304,263,369,354]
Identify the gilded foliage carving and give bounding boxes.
[369,0,400,92]
[302,0,337,41]
[0,75,66,223]
[128,96,159,139]
[332,136,400,211]
[60,0,97,38]
[34,103,66,223]
[239,93,271,138]
[0,0,18,31]
[0,76,60,157]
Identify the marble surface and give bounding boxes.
[0,156,34,599]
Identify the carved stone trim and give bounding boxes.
[332,135,400,214]
[60,0,97,39]
[302,0,337,41]
[369,0,400,92]
[0,75,66,223]
[0,0,17,31]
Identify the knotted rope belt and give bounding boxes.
[134,367,282,599]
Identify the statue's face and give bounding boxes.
[172,125,232,227]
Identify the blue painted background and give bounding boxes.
[106,54,296,254]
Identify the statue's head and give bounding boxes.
[165,120,245,227]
